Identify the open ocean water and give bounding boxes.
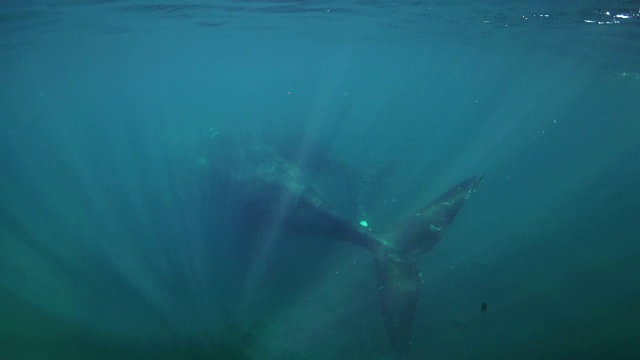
[1,1,639,359]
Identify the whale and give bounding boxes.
[201,134,483,353]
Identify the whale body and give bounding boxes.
[202,136,483,352]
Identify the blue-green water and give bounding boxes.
[1,1,639,359]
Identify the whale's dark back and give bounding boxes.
[202,137,482,353]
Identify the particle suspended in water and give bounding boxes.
[481,302,488,313]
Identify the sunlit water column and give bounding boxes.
[0,98,229,346]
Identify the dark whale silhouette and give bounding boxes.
[201,135,483,352]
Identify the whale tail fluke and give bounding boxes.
[361,176,483,352]
[285,175,483,353]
